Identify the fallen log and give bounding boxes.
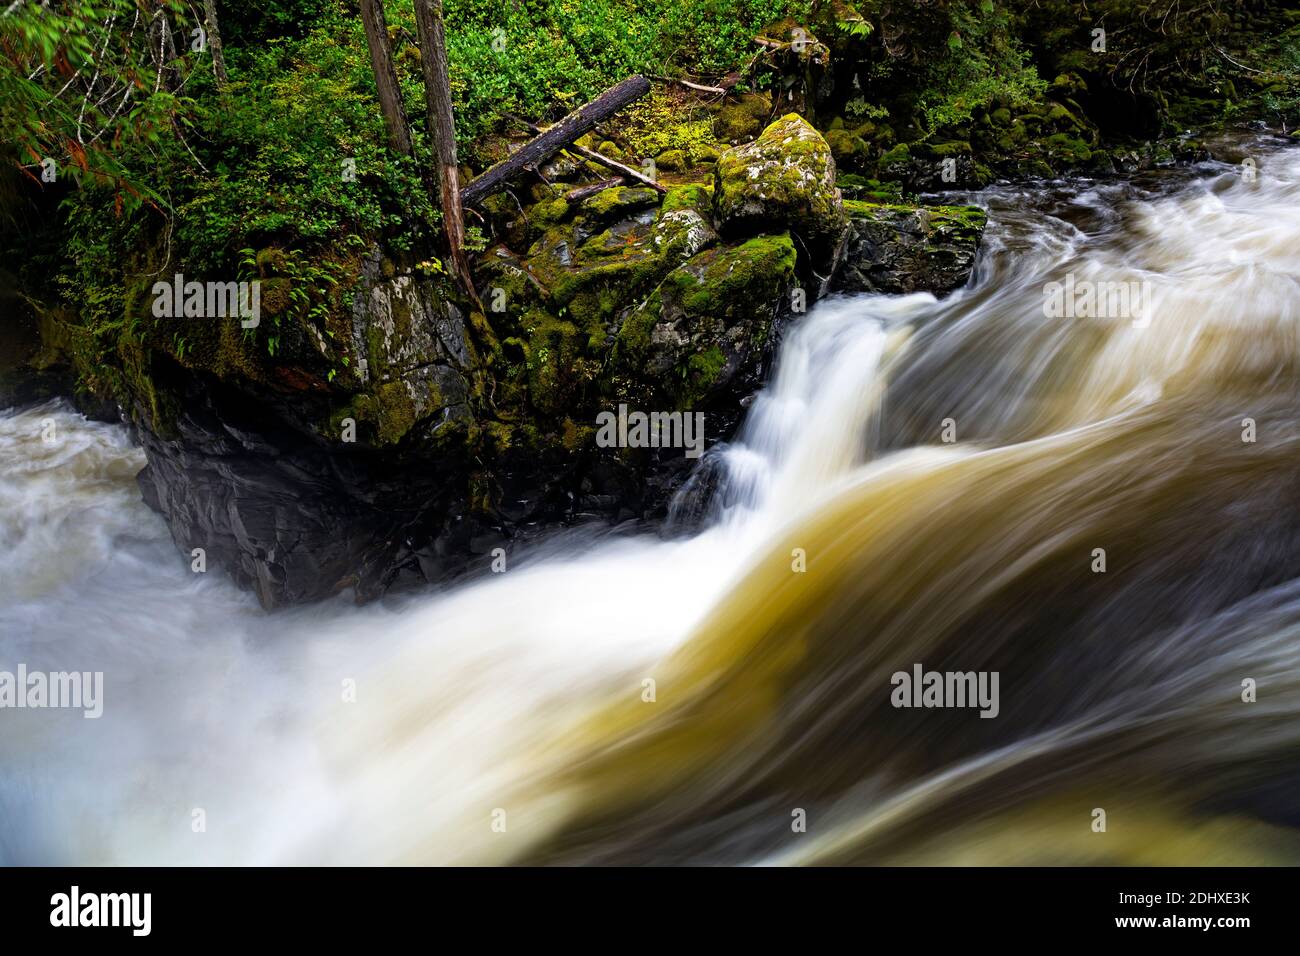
[564,177,624,203]
[512,116,668,195]
[461,75,651,207]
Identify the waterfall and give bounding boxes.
[4,139,1300,865]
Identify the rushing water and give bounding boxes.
[4,138,1300,865]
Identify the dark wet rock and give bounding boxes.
[834,201,988,297]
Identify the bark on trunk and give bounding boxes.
[359,0,411,155]
[413,0,474,296]
[201,0,229,89]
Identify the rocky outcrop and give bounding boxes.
[133,255,481,607]
[834,201,987,297]
[13,111,989,609]
[713,113,849,265]
[612,233,797,411]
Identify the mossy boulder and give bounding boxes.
[713,113,848,266]
[611,233,796,410]
[1043,132,1093,165]
[825,128,870,166]
[713,92,772,144]
[655,149,688,172]
[578,185,660,226]
[516,185,717,334]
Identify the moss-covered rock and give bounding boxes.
[516,185,718,332]
[825,127,870,166]
[578,185,660,225]
[345,253,474,447]
[713,92,773,144]
[655,149,688,172]
[713,113,848,266]
[611,233,796,410]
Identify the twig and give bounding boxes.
[649,74,729,95]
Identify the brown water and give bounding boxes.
[3,137,1299,864]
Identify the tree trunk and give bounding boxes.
[358,0,411,155]
[201,0,229,90]
[461,75,651,207]
[412,0,473,296]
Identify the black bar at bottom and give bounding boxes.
[0,866,1285,942]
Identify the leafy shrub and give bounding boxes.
[911,1,1046,136]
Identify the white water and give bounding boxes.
[0,291,905,863]
[3,141,1299,864]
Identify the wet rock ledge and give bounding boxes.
[11,114,986,608]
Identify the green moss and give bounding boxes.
[929,204,988,242]
[614,86,726,164]
[930,141,972,157]
[692,144,722,164]
[676,234,796,313]
[520,185,716,333]
[825,128,869,164]
[712,92,772,143]
[661,182,713,215]
[713,114,846,256]
[1043,132,1092,164]
[879,142,911,165]
[655,149,687,171]
[686,345,727,390]
[845,200,987,244]
[579,185,660,223]
[610,232,795,408]
[531,197,572,229]
[373,380,419,445]
[255,247,288,276]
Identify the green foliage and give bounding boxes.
[1258,29,1300,124]
[434,0,812,147]
[0,0,192,205]
[38,2,430,336]
[237,245,354,359]
[912,1,1046,136]
[174,14,433,273]
[617,88,721,165]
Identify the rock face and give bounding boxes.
[341,250,475,445]
[613,233,797,411]
[136,379,461,608]
[834,201,988,297]
[713,113,849,264]
[134,255,481,607]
